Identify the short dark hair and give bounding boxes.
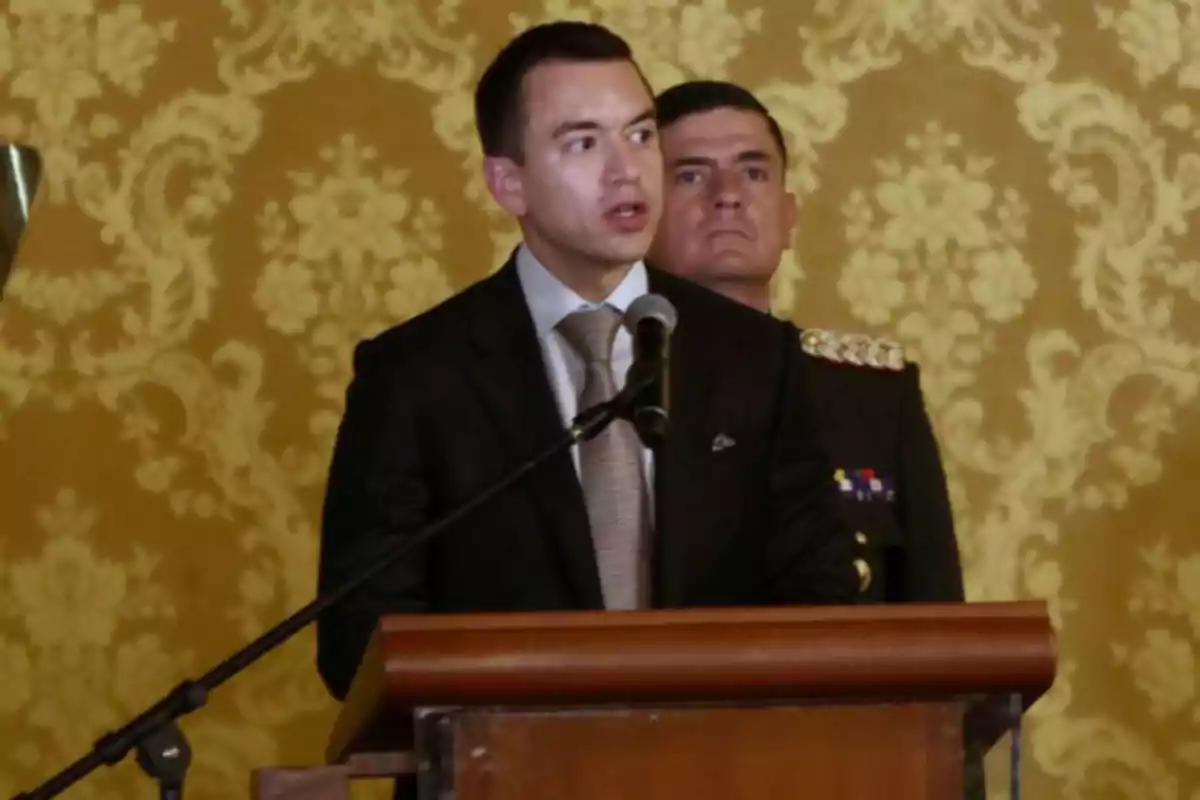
[474,21,639,162]
[654,80,788,165]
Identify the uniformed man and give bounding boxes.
[647,80,965,605]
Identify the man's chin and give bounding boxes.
[593,242,653,267]
[702,256,774,285]
[705,246,754,265]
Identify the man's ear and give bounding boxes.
[483,156,526,217]
[781,189,798,239]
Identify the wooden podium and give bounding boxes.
[254,601,1055,800]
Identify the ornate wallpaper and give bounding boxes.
[1,1,1197,798]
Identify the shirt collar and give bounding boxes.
[515,242,648,339]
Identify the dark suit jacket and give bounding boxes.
[315,256,859,700]
[794,335,964,604]
[795,332,978,800]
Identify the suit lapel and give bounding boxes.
[465,258,604,608]
[646,270,720,605]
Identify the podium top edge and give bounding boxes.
[377,600,1050,634]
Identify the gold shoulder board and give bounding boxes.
[799,328,907,371]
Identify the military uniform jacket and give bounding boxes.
[794,326,965,604]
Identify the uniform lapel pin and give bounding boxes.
[711,433,736,452]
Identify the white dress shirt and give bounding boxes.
[514,244,655,491]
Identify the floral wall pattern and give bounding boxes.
[1,1,1197,798]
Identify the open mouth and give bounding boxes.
[607,201,647,218]
[604,201,650,232]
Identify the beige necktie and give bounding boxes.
[556,306,648,610]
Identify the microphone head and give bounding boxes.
[0,142,43,301]
[625,293,678,334]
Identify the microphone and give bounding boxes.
[622,293,677,448]
[0,142,42,301]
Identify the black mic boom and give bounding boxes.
[8,385,651,800]
[623,293,677,448]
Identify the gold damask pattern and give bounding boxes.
[0,1,1196,798]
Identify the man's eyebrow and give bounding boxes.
[734,149,772,162]
[669,149,773,168]
[551,120,600,139]
[550,108,656,140]
[626,108,655,128]
[669,155,715,169]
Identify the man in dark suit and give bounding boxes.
[315,24,858,703]
[647,80,965,606]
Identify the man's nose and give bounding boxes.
[606,140,641,182]
[710,170,744,209]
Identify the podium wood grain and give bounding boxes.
[451,703,964,800]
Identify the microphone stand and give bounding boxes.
[10,373,651,800]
